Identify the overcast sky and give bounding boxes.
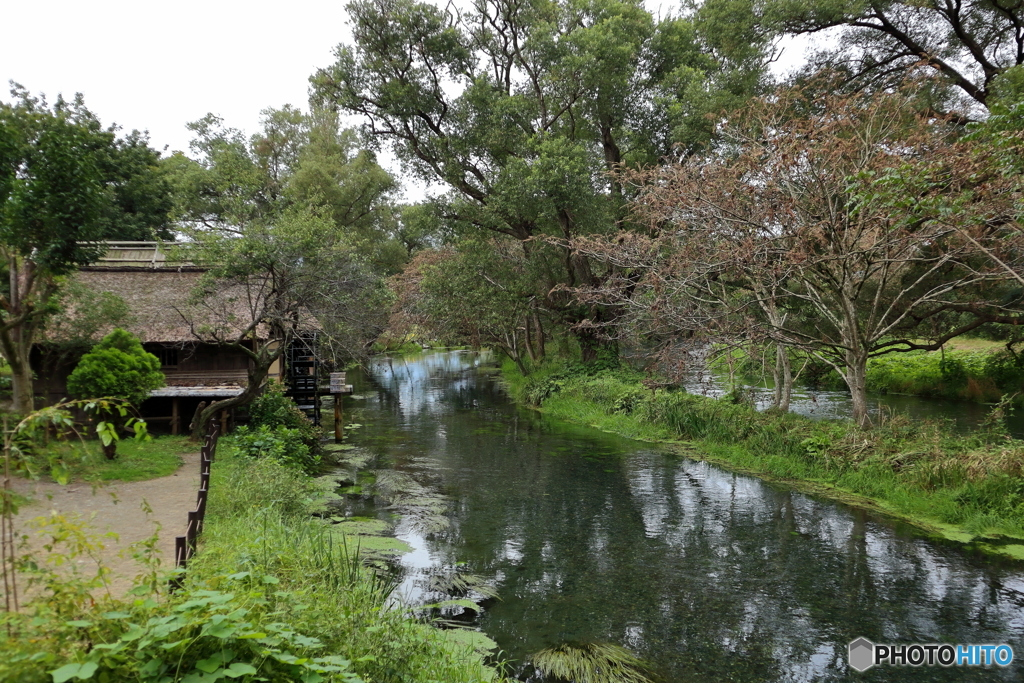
[2,0,355,154]
[2,0,815,200]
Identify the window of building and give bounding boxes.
[154,347,179,368]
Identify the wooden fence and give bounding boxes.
[170,419,220,590]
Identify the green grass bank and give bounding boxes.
[501,357,1024,559]
[1,445,504,683]
[790,340,1024,404]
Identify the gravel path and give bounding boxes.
[10,451,200,597]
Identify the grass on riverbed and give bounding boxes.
[20,435,192,482]
[503,358,1024,542]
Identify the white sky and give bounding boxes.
[2,0,815,201]
[1,0,355,155]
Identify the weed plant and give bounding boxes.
[504,358,1024,539]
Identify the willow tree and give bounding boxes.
[312,0,771,361]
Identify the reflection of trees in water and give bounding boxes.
[354,352,1024,681]
[424,439,1024,681]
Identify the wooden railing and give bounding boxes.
[170,419,220,590]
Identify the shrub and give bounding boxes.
[232,424,321,475]
[249,379,320,449]
[65,329,164,458]
[66,329,164,407]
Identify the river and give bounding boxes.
[338,350,1024,681]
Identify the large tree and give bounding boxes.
[312,0,771,361]
[608,84,1023,426]
[164,108,398,435]
[0,86,174,413]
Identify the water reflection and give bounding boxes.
[346,351,1024,681]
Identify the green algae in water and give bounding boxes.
[441,629,500,655]
[330,517,412,558]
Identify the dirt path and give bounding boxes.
[10,452,200,597]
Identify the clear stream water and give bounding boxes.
[339,351,1024,681]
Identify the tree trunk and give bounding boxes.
[1,257,55,416]
[532,311,545,361]
[102,440,117,460]
[8,351,34,416]
[509,351,528,376]
[773,344,793,413]
[845,349,870,428]
[577,327,614,364]
[191,346,278,439]
[524,315,538,364]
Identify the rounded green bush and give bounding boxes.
[66,329,165,406]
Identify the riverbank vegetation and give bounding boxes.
[502,356,1024,548]
[1,435,504,682]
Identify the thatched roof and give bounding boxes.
[40,241,319,346]
[68,269,265,343]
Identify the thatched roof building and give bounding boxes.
[34,242,286,433]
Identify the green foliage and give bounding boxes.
[315,0,769,351]
[232,425,320,474]
[1,449,503,683]
[246,380,322,472]
[207,450,336,519]
[802,349,1024,404]
[0,86,173,266]
[0,90,108,273]
[66,329,164,407]
[250,380,317,436]
[3,558,366,683]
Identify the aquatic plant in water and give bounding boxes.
[531,642,654,683]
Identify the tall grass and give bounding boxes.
[504,358,1024,540]
[186,449,504,683]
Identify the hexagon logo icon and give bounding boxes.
[849,638,875,672]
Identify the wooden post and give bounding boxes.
[171,397,180,436]
[329,372,347,444]
[219,409,228,434]
[334,394,343,443]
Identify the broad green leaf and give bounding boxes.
[224,663,258,678]
[196,658,221,674]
